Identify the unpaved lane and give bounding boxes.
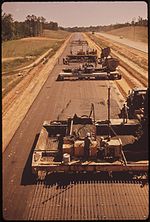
[96,32,148,53]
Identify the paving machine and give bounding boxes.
[32,89,148,180]
[63,54,97,64]
[98,47,111,63]
[120,87,147,120]
[63,39,97,64]
[58,58,121,81]
[60,44,121,81]
[70,40,88,46]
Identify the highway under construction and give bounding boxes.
[3,32,148,220]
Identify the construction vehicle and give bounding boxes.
[63,54,97,64]
[98,47,119,72]
[58,58,121,81]
[70,40,88,46]
[32,88,148,180]
[63,38,97,64]
[57,71,121,81]
[61,45,121,81]
[62,63,95,74]
[120,87,147,120]
[98,47,111,64]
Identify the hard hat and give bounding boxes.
[86,132,91,137]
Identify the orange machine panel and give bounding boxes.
[74,140,84,157]
[74,140,97,158]
[63,143,73,155]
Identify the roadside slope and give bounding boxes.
[106,26,148,43]
[2,34,72,152]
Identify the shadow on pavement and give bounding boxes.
[43,171,147,189]
[20,133,40,185]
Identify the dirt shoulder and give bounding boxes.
[2,34,72,152]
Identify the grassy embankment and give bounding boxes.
[2,30,70,73]
[106,26,148,43]
[2,30,70,97]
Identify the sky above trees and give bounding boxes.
[2,1,148,27]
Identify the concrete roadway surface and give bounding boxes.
[3,33,148,220]
[96,32,148,53]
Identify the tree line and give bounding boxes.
[2,12,147,40]
[64,16,148,32]
[2,13,58,41]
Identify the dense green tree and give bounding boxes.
[2,13,15,41]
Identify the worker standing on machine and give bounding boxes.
[122,103,129,124]
[58,134,64,161]
[98,137,106,159]
[79,63,82,71]
[84,132,92,160]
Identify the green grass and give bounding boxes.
[42,29,70,39]
[2,38,59,58]
[2,29,70,96]
[2,58,34,73]
[2,30,70,96]
[2,29,68,73]
[2,39,64,73]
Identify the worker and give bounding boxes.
[98,137,105,159]
[121,103,129,123]
[79,63,82,70]
[85,63,88,68]
[100,137,104,146]
[138,94,144,108]
[66,58,69,65]
[84,132,93,160]
[58,134,64,160]
[95,60,97,68]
